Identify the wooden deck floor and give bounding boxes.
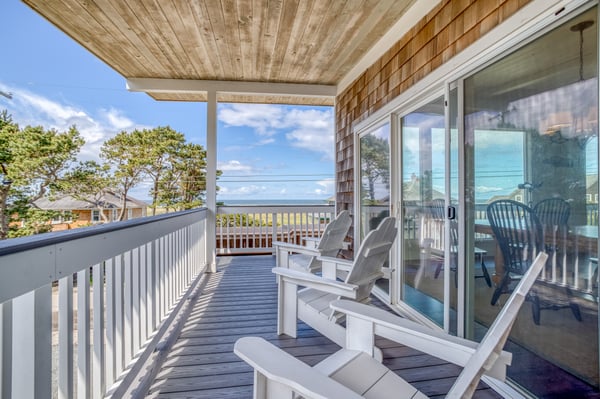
[146,255,503,398]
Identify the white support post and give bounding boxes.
[207,90,217,272]
[12,285,52,399]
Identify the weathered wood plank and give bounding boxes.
[145,255,501,398]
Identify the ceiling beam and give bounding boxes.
[126,78,336,99]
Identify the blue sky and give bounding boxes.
[0,1,335,203]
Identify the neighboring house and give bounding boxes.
[33,193,147,231]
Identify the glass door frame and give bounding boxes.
[354,116,395,304]
[389,88,454,328]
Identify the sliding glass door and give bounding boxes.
[358,123,391,295]
[399,95,451,328]
[461,6,599,395]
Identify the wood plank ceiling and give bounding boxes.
[23,0,417,105]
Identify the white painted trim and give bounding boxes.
[126,78,336,98]
[337,0,442,94]
[206,91,217,272]
[353,0,590,133]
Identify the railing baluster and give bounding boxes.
[77,267,91,399]
[58,274,74,399]
[1,301,12,399]
[105,257,116,386]
[92,263,105,399]
[114,254,124,376]
[132,247,141,356]
[13,286,52,399]
[123,251,133,367]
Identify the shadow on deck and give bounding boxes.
[145,255,502,398]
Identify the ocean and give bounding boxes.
[218,199,330,206]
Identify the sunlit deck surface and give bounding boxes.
[146,255,502,399]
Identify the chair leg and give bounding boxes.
[491,273,511,306]
[531,295,541,325]
[434,262,443,279]
[481,260,492,287]
[565,287,583,322]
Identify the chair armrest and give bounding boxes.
[234,337,363,399]
[272,241,320,256]
[302,236,320,248]
[272,267,359,298]
[330,300,512,380]
[316,255,353,279]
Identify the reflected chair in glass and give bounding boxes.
[429,199,491,287]
[533,198,570,278]
[487,199,581,324]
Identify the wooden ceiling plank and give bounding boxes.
[24,0,154,78]
[159,0,211,78]
[258,0,284,80]
[276,0,317,81]
[96,1,173,77]
[221,0,244,80]
[188,1,227,79]
[129,0,198,79]
[326,1,414,80]
[293,0,354,84]
[203,0,236,79]
[237,0,256,80]
[171,1,217,79]
[25,0,422,101]
[267,0,302,80]
[286,0,331,82]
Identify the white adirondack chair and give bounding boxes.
[273,210,351,274]
[272,217,397,347]
[235,251,548,399]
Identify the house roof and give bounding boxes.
[34,193,147,211]
[22,0,433,105]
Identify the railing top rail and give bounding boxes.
[0,207,207,257]
[217,204,334,213]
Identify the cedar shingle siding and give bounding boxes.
[335,0,531,216]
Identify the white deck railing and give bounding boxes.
[0,208,207,399]
[216,205,336,254]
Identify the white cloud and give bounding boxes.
[218,104,284,136]
[476,185,504,193]
[219,185,268,196]
[219,103,334,159]
[0,83,147,162]
[314,178,334,196]
[218,160,253,173]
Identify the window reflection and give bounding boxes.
[464,7,599,395]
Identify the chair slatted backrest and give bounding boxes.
[316,210,352,257]
[345,217,397,301]
[533,198,570,228]
[446,252,547,398]
[486,200,543,275]
[533,198,570,242]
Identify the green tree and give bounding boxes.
[361,134,390,202]
[55,160,115,223]
[101,130,146,221]
[0,110,84,239]
[138,126,186,215]
[156,143,218,211]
